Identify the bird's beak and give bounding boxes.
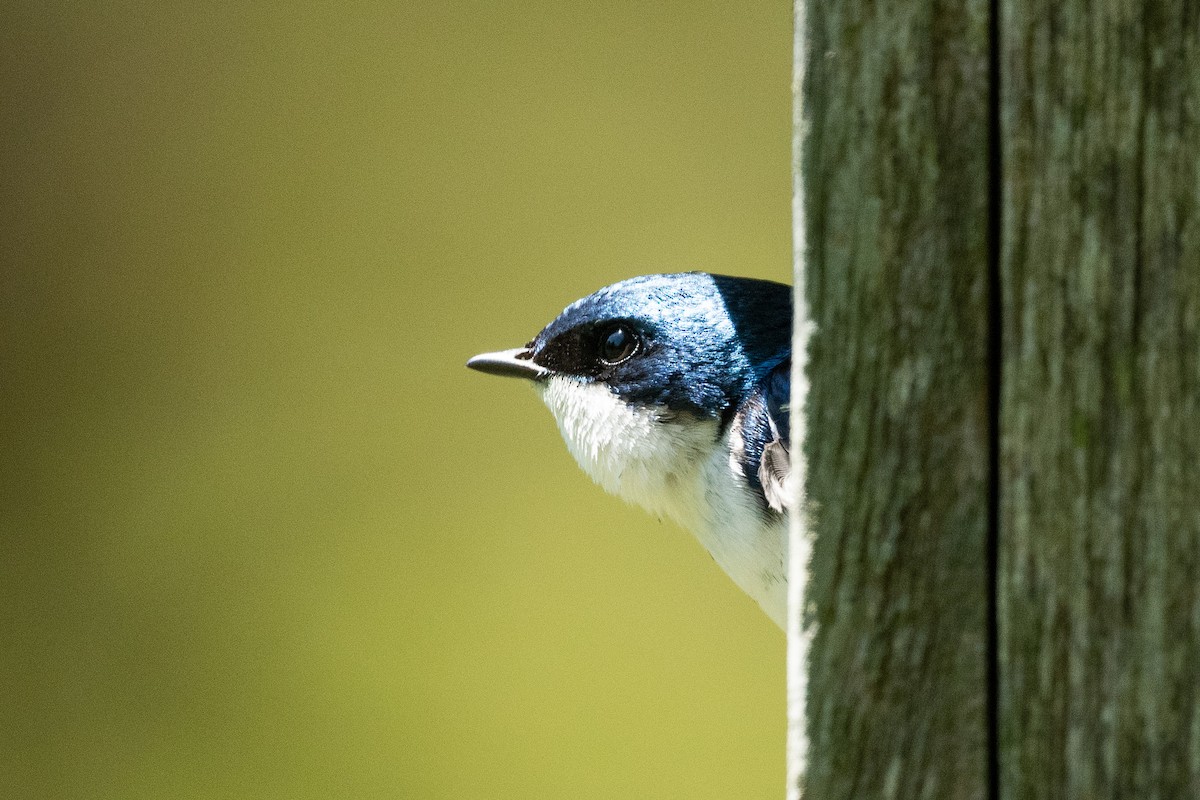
[466,347,551,381]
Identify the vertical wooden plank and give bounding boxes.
[800,0,992,795]
[787,0,814,795]
[1000,1,1200,796]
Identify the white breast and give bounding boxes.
[536,376,788,627]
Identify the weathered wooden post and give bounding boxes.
[999,2,1200,797]
[791,0,993,797]
[790,0,1200,796]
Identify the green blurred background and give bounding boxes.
[2,2,791,797]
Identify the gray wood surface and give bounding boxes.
[797,1,1200,795]
[799,0,992,796]
[999,1,1200,797]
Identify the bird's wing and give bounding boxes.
[757,358,791,513]
[733,358,792,513]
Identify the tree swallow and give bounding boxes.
[468,273,792,628]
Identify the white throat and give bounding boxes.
[535,376,716,526]
[534,375,788,628]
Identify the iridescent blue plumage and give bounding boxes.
[530,273,791,425]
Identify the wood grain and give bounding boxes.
[999,1,1200,796]
[800,0,992,796]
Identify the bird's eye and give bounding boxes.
[597,324,639,365]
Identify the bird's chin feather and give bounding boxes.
[534,374,789,629]
[534,376,717,524]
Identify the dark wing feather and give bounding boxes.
[758,359,791,512]
[734,358,792,513]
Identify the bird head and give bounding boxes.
[468,273,791,513]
